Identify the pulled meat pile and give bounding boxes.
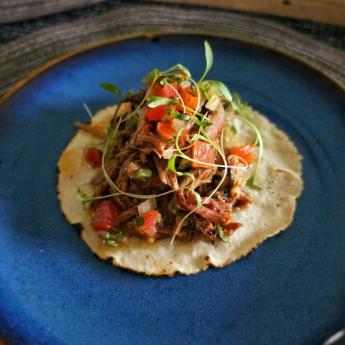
[81,71,256,244]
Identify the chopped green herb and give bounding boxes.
[103,239,118,246]
[76,189,90,204]
[168,155,177,172]
[228,123,237,134]
[101,230,126,247]
[135,168,152,180]
[100,82,121,97]
[135,216,144,226]
[215,224,230,243]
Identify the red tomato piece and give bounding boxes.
[192,141,215,168]
[229,144,256,164]
[179,87,198,114]
[145,105,168,122]
[224,223,242,236]
[150,82,178,98]
[157,121,176,140]
[92,200,119,232]
[84,147,102,167]
[138,210,161,238]
[143,210,161,228]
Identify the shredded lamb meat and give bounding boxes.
[83,75,255,243]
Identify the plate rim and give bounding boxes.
[1,30,344,107]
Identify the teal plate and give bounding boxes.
[0,35,344,345]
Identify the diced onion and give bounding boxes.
[138,198,157,216]
[173,118,185,130]
[206,85,219,98]
[179,80,191,89]
[116,102,132,117]
[205,94,220,111]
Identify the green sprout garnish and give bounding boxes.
[199,40,213,82]
[170,111,191,121]
[168,154,195,185]
[142,69,160,83]
[100,82,121,97]
[78,40,265,247]
[147,96,177,108]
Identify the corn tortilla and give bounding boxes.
[57,105,303,276]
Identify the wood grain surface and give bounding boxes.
[0,0,105,23]
[155,0,345,26]
[1,0,344,25]
[0,2,344,101]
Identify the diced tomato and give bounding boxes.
[145,105,168,122]
[179,87,198,114]
[192,141,215,168]
[157,120,176,140]
[84,147,102,167]
[138,210,161,238]
[144,210,161,228]
[229,144,256,164]
[92,200,119,232]
[150,82,178,98]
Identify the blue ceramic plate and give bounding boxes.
[1,35,344,345]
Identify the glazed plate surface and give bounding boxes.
[0,35,344,345]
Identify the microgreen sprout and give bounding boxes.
[100,82,121,97]
[199,41,213,82]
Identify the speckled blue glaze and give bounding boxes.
[0,35,344,345]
